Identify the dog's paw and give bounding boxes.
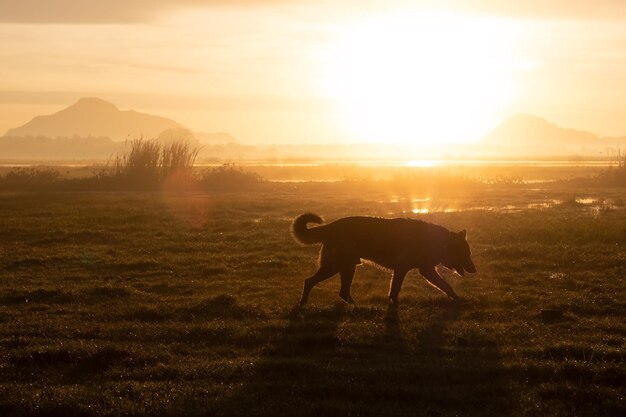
[339,293,354,304]
[449,295,472,307]
[448,292,461,301]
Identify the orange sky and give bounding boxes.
[1,0,625,144]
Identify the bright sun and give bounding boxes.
[319,12,523,145]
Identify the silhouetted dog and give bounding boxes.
[292,213,477,305]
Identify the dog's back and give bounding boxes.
[292,214,450,269]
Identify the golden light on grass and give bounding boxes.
[318,12,524,145]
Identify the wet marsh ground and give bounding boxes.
[0,178,624,416]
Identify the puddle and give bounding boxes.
[575,197,597,205]
[403,199,623,214]
[405,200,562,214]
[527,199,562,209]
[388,196,430,204]
[389,195,622,215]
[522,179,557,184]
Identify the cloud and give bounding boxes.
[461,0,626,20]
[0,1,295,24]
[1,0,625,24]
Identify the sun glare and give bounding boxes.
[319,12,522,145]
[405,159,440,167]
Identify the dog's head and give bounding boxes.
[442,230,477,276]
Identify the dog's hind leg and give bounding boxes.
[299,266,338,306]
[419,267,459,300]
[339,264,356,303]
[388,269,408,305]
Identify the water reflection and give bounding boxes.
[575,198,597,204]
[399,197,621,214]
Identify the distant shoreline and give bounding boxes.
[0,157,618,168]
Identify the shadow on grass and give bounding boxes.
[214,299,513,417]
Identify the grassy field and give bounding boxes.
[0,178,624,416]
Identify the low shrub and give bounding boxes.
[200,164,264,191]
[0,167,61,190]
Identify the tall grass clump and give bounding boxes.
[109,138,199,188]
[597,148,626,186]
[161,140,199,178]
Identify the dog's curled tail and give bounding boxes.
[292,213,324,245]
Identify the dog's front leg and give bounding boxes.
[419,267,459,300]
[388,269,408,304]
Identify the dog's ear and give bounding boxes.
[459,230,467,239]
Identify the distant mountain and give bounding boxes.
[480,113,626,156]
[483,113,601,147]
[4,97,184,140]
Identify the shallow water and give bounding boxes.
[397,197,621,214]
